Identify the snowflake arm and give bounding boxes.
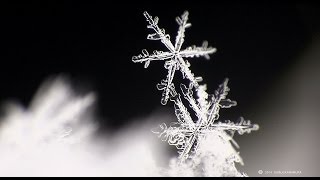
[180,84,207,123]
[180,41,217,60]
[132,50,174,68]
[207,78,237,126]
[176,56,202,87]
[169,85,195,128]
[157,62,177,105]
[197,84,210,111]
[212,117,259,135]
[174,11,191,52]
[143,11,175,52]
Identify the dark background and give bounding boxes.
[0,1,319,131]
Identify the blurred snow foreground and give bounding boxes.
[132,11,259,176]
[0,76,163,176]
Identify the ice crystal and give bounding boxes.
[132,11,259,176]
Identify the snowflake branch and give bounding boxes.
[175,11,191,52]
[143,11,175,52]
[196,84,210,112]
[207,78,237,125]
[132,50,174,68]
[180,84,207,123]
[180,41,217,60]
[177,56,202,87]
[156,62,177,105]
[169,86,195,129]
[213,117,259,135]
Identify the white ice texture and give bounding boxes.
[0,76,164,177]
[132,11,259,176]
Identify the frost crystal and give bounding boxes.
[132,11,259,176]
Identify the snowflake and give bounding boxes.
[132,11,259,176]
[132,11,216,105]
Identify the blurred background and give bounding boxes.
[0,1,319,176]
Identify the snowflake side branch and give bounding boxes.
[151,123,186,148]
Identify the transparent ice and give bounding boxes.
[132,11,259,176]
